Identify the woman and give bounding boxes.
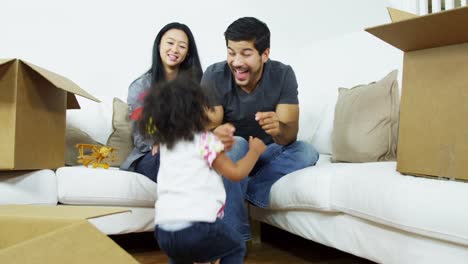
[120,22,203,182]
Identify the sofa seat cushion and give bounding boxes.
[88,206,155,235]
[330,162,468,246]
[269,154,338,212]
[0,170,57,205]
[57,167,156,207]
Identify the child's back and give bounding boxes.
[156,131,225,224]
[139,77,266,263]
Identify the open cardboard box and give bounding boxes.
[366,6,468,181]
[0,205,138,263]
[0,59,100,171]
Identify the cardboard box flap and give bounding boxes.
[0,218,138,263]
[0,216,77,249]
[366,6,468,52]
[67,91,81,109]
[20,60,100,109]
[0,205,130,220]
[387,7,418,22]
[0,58,15,66]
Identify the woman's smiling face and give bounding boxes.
[159,29,189,69]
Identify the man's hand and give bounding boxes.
[255,111,280,137]
[213,123,236,151]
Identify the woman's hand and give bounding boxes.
[152,144,159,156]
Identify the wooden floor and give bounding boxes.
[111,224,375,264]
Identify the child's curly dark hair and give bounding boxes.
[138,77,211,149]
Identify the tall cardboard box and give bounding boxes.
[0,205,138,263]
[366,7,468,180]
[0,59,99,170]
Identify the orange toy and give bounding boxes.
[76,144,116,169]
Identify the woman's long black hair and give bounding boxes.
[147,22,203,86]
[139,77,211,149]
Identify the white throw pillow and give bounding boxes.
[66,96,114,145]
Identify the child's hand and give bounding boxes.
[213,123,236,151]
[249,136,267,156]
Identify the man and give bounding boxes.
[202,17,319,241]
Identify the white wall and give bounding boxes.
[387,0,423,14]
[2,0,392,100]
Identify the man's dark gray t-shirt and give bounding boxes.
[201,59,298,145]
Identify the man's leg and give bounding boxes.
[246,140,319,208]
[222,137,251,241]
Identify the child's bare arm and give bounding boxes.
[212,136,266,182]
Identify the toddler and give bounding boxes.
[139,77,266,264]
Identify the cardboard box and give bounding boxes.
[0,59,99,170]
[366,7,468,181]
[0,205,138,263]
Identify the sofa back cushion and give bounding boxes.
[332,70,399,162]
[295,31,403,154]
[106,98,133,167]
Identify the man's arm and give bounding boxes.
[256,104,299,145]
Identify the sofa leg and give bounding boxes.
[249,217,262,245]
[248,203,262,246]
[246,215,262,257]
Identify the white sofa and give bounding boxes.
[249,31,468,264]
[2,30,468,264]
